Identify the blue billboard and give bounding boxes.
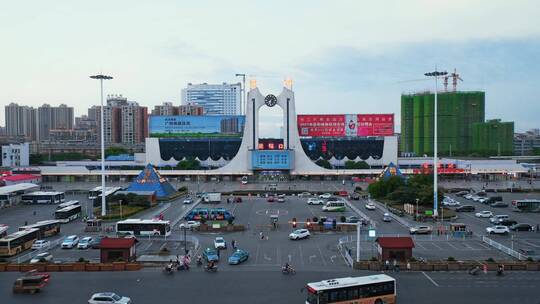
[149,115,245,138]
[250,150,294,170]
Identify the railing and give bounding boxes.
[337,236,354,267]
[343,200,376,228]
[482,236,527,261]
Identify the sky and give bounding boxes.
[1,0,539,137]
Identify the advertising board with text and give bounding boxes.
[149,115,245,138]
[297,114,394,137]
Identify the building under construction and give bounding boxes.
[401,91,485,156]
[472,119,514,156]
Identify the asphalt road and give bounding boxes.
[1,269,539,304]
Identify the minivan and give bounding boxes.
[490,214,509,224]
[322,201,346,212]
[456,205,475,212]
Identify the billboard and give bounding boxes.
[149,115,245,138]
[250,150,294,170]
[297,114,394,137]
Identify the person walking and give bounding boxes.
[385,260,389,271]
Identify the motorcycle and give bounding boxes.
[205,265,218,273]
[281,265,296,275]
[469,266,480,276]
[497,266,504,276]
[197,257,203,267]
[163,265,174,275]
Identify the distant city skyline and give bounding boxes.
[1,1,539,136]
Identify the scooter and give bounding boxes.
[281,266,296,275]
[205,265,218,273]
[196,257,203,267]
[469,266,480,276]
[163,265,174,275]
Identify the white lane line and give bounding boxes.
[430,242,443,250]
[415,242,427,250]
[422,271,440,287]
[316,244,328,266]
[445,242,459,250]
[299,245,305,266]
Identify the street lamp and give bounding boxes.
[235,73,246,115]
[424,70,448,218]
[90,74,113,216]
[415,198,420,220]
[182,225,188,255]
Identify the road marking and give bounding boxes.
[422,271,440,287]
[445,242,459,250]
[463,242,475,250]
[522,240,540,248]
[263,253,272,261]
[330,255,337,263]
[309,255,317,263]
[415,242,427,250]
[299,245,305,266]
[430,242,443,250]
[316,244,328,266]
[288,254,292,263]
[276,247,281,265]
[477,242,491,249]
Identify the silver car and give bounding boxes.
[88,292,131,304]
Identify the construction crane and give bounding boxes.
[443,68,463,91]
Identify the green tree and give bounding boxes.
[105,147,128,157]
[315,159,332,169]
[175,158,201,170]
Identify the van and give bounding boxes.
[486,196,503,204]
[456,205,475,212]
[322,201,346,212]
[490,214,509,224]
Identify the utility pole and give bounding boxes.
[424,70,448,218]
[90,74,113,216]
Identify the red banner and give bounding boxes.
[297,114,394,137]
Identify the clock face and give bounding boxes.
[264,94,277,107]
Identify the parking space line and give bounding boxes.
[521,240,540,248]
[477,242,491,249]
[415,242,427,250]
[299,245,305,266]
[445,242,460,250]
[422,272,440,287]
[462,243,475,250]
[430,242,443,250]
[276,247,281,266]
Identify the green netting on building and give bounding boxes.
[400,91,485,156]
[472,120,514,156]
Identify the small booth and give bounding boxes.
[99,238,137,263]
[376,237,415,262]
[270,215,278,229]
[85,219,102,232]
[449,223,468,237]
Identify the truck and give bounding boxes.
[203,192,221,204]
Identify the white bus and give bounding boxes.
[54,205,82,223]
[20,191,65,204]
[116,219,171,237]
[88,186,122,200]
[57,200,80,210]
[305,274,396,304]
[0,224,8,238]
[322,201,346,212]
[0,228,40,257]
[511,199,540,212]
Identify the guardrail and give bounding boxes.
[343,199,376,228]
[337,236,354,267]
[482,236,527,261]
[370,199,413,228]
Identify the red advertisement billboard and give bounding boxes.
[297,114,394,137]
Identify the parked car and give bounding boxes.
[365,202,376,210]
[61,235,79,249]
[13,275,49,294]
[214,237,227,249]
[30,252,53,264]
[498,219,518,227]
[289,229,310,240]
[409,226,432,235]
[319,193,332,199]
[455,191,469,197]
[267,197,275,202]
[478,197,489,204]
[346,216,361,223]
[486,196,503,204]
[233,197,242,203]
[77,237,93,249]
[277,196,285,203]
[183,198,193,204]
[88,292,132,304]
[31,240,50,250]
[298,192,312,198]
[518,248,537,256]
[202,247,219,262]
[486,226,510,235]
[490,202,509,208]
[490,215,509,224]
[442,200,460,207]
[475,211,493,218]
[455,205,475,212]
[182,221,201,229]
[464,194,474,200]
[472,196,482,202]
[511,223,534,232]
[337,191,348,197]
[307,198,324,205]
[382,213,392,222]
[228,249,249,265]
[90,236,106,249]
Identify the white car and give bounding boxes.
[442,200,460,207]
[30,252,53,264]
[464,194,474,200]
[298,192,312,198]
[472,196,482,202]
[475,211,493,218]
[78,237,93,249]
[214,237,227,249]
[490,215,509,224]
[183,198,193,204]
[478,197,489,204]
[486,226,510,235]
[289,229,310,240]
[31,240,50,250]
[61,235,79,249]
[307,198,324,205]
[181,221,200,229]
[88,292,132,304]
[365,202,376,210]
[319,193,332,199]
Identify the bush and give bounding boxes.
[408,257,417,262]
[370,256,378,261]
[178,186,188,192]
[527,257,534,262]
[115,257,125,262]
[486,257,495,262]
[340,215,346,223]
[78,257,88,263]
[447,257,455,262]
[227,218,234,225]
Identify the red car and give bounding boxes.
[267,197,275,202]
[234,197,242,203]
[338,191,348,197]
[23,270,50,282]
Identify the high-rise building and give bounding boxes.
[179,103,204,116]
[96,95,148,145]
[2,142,30,167]
[151,102,179,116]
[37,104,74,141]
[514,129,540,156]
[181,82,241,115]
[401,91,485,156]
[471,119,514,156]
[5,103,37,140]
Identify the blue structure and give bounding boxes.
[126,164,176,199]
[380,162,403,180]
[106,154,135,161]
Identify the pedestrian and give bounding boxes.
[393,260,397,272]
[406,262,411,271]
[232,239,236,249]
[260,231,264,240]
[217,249,220,258]
[536,224,539,233]
[385,260,389,271]
[33,210,36,216]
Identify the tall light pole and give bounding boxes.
[90,74,113,216]
[424,70,447,218]
[235,73,246,115]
